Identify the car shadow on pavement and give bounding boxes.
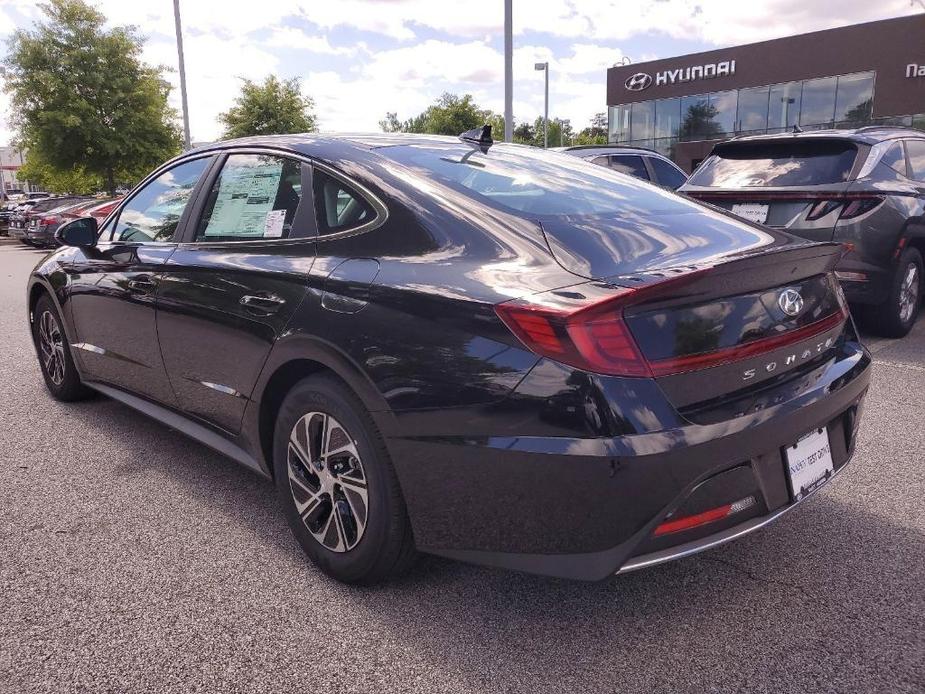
[57,387,925,693]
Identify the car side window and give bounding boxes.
[609,155,650,180]
[111,157,211,243]
[195,154,304,242]
[905,140,925,182]
[880,142,908,177]
[591,156,610,167]
[647,157,687,189]
[313,169,374,235]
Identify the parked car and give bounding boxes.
[11,196,84,245]
[28,131,870,584]
[6,198,50,240]
[23,197,96,247]
[682,126,925,337]
[557,145,689,190]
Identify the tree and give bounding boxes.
[2,0,181,194]
[531,116,573,147]
[574,112,608,145]
[513,122,535,144]
[680,103,724,140]
[16,149,103,193]
[379,93,500,136]
[218,76,316,139]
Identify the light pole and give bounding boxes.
[535,62,548,148]
[504,0,513,142]
[173,0,192,150]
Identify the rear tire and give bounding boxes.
[31,293,94,401]
[273,374,416,584]
[857,248,922,338]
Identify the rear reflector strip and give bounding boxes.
[654,496,756,536]
[647,308,847,377]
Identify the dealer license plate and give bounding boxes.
[731,203,769,225]
[785,427,834,502]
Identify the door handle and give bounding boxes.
[127,277,157,293]
[240,294,286,313]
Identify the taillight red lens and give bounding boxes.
[806,200,841,221]
[39,215,59,226]
[840,197,883,219]
[495,289,653,377]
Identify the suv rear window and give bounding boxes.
[688,140,858,187]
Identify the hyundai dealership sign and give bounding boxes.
[624,60,737,91]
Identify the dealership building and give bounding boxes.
[605,14,925,171]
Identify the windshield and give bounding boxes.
[379,142,694,218]
[689,140,858,187]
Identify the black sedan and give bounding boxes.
[27,131,871,584]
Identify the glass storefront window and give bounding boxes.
[655,98,681,139]
[609,105,631,143]
[737,86,769,132]
[768,81,801,132]
[680,94,718,140]
[709,90,737,135]
[835,72,874,125]
[800,77,837,127]
[631,101,656,141]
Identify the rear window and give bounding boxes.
[380,143,689,217]
[688,140,858,187]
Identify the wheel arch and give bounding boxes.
[250,336,393,479]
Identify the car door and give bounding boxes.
[645,156,688,190]
[155,150,316,433]
[65,156,214,405]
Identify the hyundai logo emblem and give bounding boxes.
[778,289,804,317]
[624,72,653,91]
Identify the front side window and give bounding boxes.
[313,170,375,235]
[906,140,925,181]
[196,154,303,242]
[112,157,211,243]
[609,155,649,180]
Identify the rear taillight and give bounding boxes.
[495,288,652,377]
[654,496,756,536]
[39,215,59,226]
[805,196,884,222]
[496,270,848,379]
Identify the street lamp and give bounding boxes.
[534,62,549,148]
[173,0,192,150]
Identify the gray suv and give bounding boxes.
[557,145,689,190]
[682,127,925,337]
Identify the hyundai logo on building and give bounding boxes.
[778,289,804,317]
[623,60,737,91]
[624,73,653,91]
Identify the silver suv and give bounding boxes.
[557,145,689,190]
[682,126,925,337]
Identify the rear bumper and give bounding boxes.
[388,340,871,580]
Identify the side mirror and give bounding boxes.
[55,217,98,248]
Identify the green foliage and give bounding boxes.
[380,93,605,149]
[2,0,182,193]
[218,76,317,139]
[379,93,499,137]
[680,103,724,140]
[17,149,103,193]
[573,112,608,145]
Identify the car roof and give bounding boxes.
[559,145,669,158]
[725,126,924,147]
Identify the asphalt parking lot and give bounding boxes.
[0,238,923,694]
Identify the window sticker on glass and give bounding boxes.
[263,209,286,238]
[204,161,283,237]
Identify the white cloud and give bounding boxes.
[268,27,356,55]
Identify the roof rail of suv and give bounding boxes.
[564,144,664,155]
[854,125,917,134]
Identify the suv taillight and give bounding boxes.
[806,196,884,221]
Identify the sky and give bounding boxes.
[0,0,920,145]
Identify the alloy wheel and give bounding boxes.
[37,310,66,386]
[898,262,920,325]
[287,411,369,552]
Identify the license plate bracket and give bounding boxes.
[784,427,834,502]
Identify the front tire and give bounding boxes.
[31,293,93,401]
[858,248,922,338]
[273,375,416,584]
